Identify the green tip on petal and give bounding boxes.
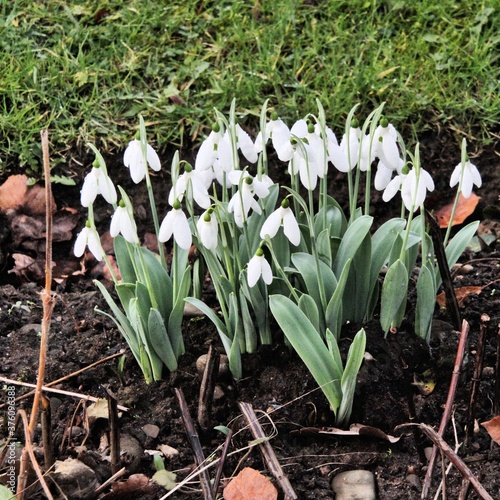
[281,198,290,209]
[380,116,389,128]
[350,118,359,129]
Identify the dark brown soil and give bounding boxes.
[1,130,499,499]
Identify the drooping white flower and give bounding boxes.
[195,126,223,172]
[401,168,434,210]
[196,209,218,250]
[271,119,294,161]
[235,124,258,163]
[110,202,139,244]
[374,156,404,191]
[159,204,192,250]
[247,249,273,287]
[288,140,319,191]
[449,160,482,198]
[80,165,117,207]
[326,126,359,173]
[374,120,401,171]
[168,166,211,209]
[74,223,103,261]
[260,200,300,246]
[123,139,161,184]
[227,176,262,227]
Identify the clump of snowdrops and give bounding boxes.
[75,100,481,426]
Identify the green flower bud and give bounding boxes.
[203,211,211,222]
[245,175,253,185]
[85,220,91,228]
[307,121,315,134]
[271,111,279,121]
[256,246,264,257]
[281,198,290,209]
[350,118,359,129]
[184,164,193,173]
[212,121,220,133]
[119,199,126,208]
[173,199,182,210]
[135,131,141,140]
[93,159,100,168]
[402,163,410,175]
[380,116,389,128]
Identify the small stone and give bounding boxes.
[143,423,160,438]
[482,366,495,377]
[54,458,100,499]
[406,473,421,490]
[196,353,229,377]
[424,447,434,460]
[331,470,376,500]
[213,385,225,400]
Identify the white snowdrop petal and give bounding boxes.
[260,208,282,240]
[87,230,104,261]
[283,208,301,246]
[247,256,261,287]
[261,257,273,285]
[159,210,175,242]
[80,172,98,207]
[74,228,88,257]
[146,144,161,171]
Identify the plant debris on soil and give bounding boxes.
[1,132,499,499]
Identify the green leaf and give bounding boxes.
[167,266,190,357]
[0,485,18,500]
[298,293,321,335]
[415,264,436,342]
[333,215,373,277]
[270,295,341,414]
[239,289,258,353]
[380,259,408,335]
[337,329,366,425]
[148,308,178,372]
[316,227,332,267]
[325,258,351,340]
[114,235,136,283]
[152,469,177,490]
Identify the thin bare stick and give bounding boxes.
[466,314,490,445]
[198,345,220,435]
[15,409,53,499]
[212,428,233,497]
[239,402,298,500]
[175,388,214,500]
[0,376,129,411]
[41,394,54,469]
[106,389,121,475]
[93,467,127,495]
[28,129,55,437]
[421,320,470,499]
[399,423,493,500]
[0,350,126,409]
[495,323,500,416]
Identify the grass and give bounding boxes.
[0,0,498,174]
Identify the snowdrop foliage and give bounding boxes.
[78,103,482,391]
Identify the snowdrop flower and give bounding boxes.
[288,139,320,191]
[374,118,401,171]
[374,156,404,191]
[159,202,192,250]
[449,160,482,198]
[168,164,211,209]
[270,118,294,161]
[247,247,273,287]
[80,163,117,207]
[110,200,139,244]
[235,124,258,163]
[196,209,218,250]
[384,166,434,211]
[227,175,262,227]
[74,222,103,261]
[326,125,359,173]
[195,123,224,172]
[260,198,300,246]
[123,139,161,184]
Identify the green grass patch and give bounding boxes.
[0,0,498,174]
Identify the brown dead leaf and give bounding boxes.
[9,253,45,281]
[223,467,277,500]
[100,473,158,499]
[435,193,480,228]
[0,175,28,212]
[25,183,57,215]
[481,415,500,445]
[436,286,484,308]
[296,424,401,443]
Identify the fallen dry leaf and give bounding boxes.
[224,467,277,500]
[100,473,157,499]
[436,286,484,308]
[435,193,480,228]
[481,415,500,445]
[0,175,28,212]
[296,424,401,443]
